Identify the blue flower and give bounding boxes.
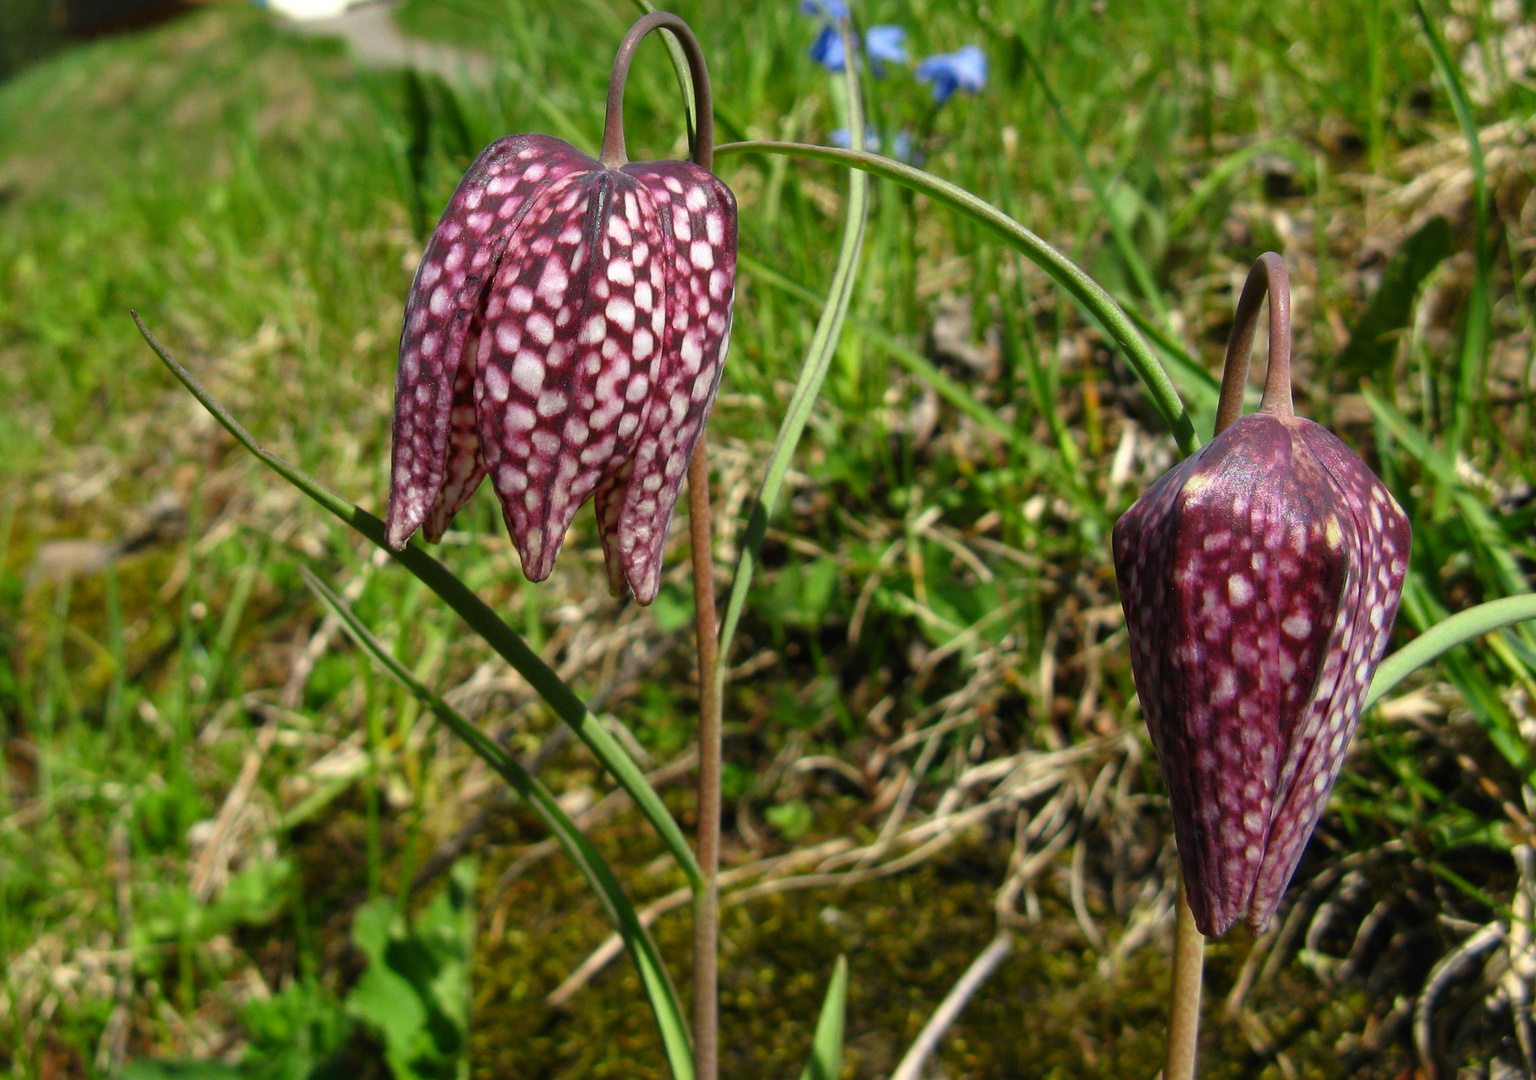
[915,44,987,104]
[808,23,854,71]
[799,0,849,17]
[829,128,880,151]
[829,128,917,163]
[865,24,907,75]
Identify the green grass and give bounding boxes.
[1,0,1534,1076]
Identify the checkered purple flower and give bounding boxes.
[385,133,738,605]
[1113,413,1410,936]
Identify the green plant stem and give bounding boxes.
[1157,262,1291,1077]
[711,46,870,681]
[600,13,725,1074]
[131,312,705,894]
[1216,253,1293,430]
[687,444,721,1080]
[712,140,1197,455]
[1412,0,1489,454]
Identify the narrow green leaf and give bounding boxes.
[1411,0,1490,453]
[714,53,871,674]
[1119,303,1222,425]
[713,141,1197,456]
[131,313,704,893]
[1365,593,1536,710]
[1363,389,1530,597]
[798,955,849,1080]
[301,568,695,1080]
[737,253,1076,492]
[1335,215,1454,376]
[1165,137,1312,239]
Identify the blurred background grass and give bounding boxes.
[0,0,1533,1076]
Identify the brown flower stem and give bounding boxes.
[686,440,722,1080]
[1164,881,1206,1080]
[605,12,727,1077]
[1215,252,1294,433]
[601,12,715,170]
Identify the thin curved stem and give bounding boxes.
[1161,260,1292,1080]
[602,11,715,170]
[712,139,1198,454]
[1215,252,1292,433]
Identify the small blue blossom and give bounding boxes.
[864,24,907,75]
[808,24,853,71]
[799,0,849,17]
[890,129,916,164]
[915,44,987,103]
[808,23,854,71]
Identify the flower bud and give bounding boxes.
[1112,256,1411,936]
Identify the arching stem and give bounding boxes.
[601,12,716,170]
[1214,251,1294,434]
[603,14,724,1080]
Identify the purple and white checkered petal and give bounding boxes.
[422,315,487,542]
[608,161,738,604]
[1112,412,1405,937]
[478,169,668,582]
[386,133,598,549]
[1244,420,1411,931]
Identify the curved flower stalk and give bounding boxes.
[385,22,738,606]
[1113,254,1412,938]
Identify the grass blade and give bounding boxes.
[1410,0,1491,453]
[300,568,695,1080]
[714,141,1197,455]
[1014,34,1166,322]
[714,47,871,672]
[131,312,705,893]
[797,955,849,1080]
[738,252,1081,495]
[1365,593,1536,710]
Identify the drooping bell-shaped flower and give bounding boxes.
[385,20,737,606]
[1112,254,1411,937]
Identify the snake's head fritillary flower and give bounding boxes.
[385,25,737,606]
[1112,254,1411,937]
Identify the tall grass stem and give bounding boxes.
[712,141,1198,454]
